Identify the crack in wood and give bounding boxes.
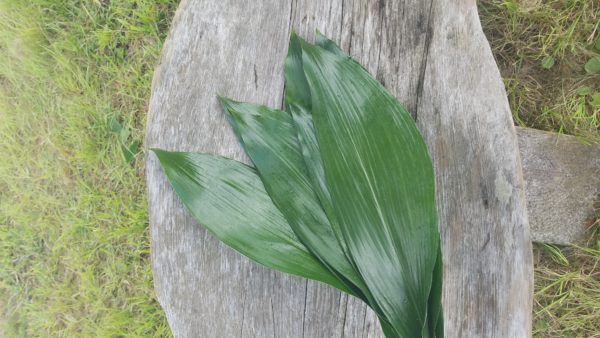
[414,0,434,122]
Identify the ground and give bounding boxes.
[0,0,598,337]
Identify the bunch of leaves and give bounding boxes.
[155,32,443,338]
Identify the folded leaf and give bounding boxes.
[298,37,441,337]
[152,149,351,293]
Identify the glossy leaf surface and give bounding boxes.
[284,34,349,261]
[218,97,369,301]
[299,37,441,337]
[285,34,407,337]
[152,149,350,293]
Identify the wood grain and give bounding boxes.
[146,0,543,336]
[415,3,532,336]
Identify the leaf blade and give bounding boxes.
[284,33,353,264]
[218,97,370,301]
[153,149,351,293]
[299,39,441,337]
[285,34,401,335]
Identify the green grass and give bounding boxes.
[480,0,600,144]
[0,0,177,336]
[0,0,598,337]
[533,237,600,337]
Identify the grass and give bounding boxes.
[480,0,600,144]
[533,237,600,337]
[0,0,177,336]
[0,0,597,337]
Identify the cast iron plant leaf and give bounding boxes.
[154,32,443,338]
[217,98,374,303]
[152,149,351,293]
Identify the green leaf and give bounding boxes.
[591,93,600,107]
[576,86,591,96]
[285,33,348,250]
[284,33,353,267]
[109,116,123,133]
[119,128,131,142]
[152,149,351,293]
[218,97,373,302]
[285,33,381,269]
[315,30,345,56]
[288,33,443,336]
[541,56,555,69]
[584,57,600,74]
[428,247,444,338]
[283,33,312,109]
[122,140,139,164]
[298,37,441,337]
[284,35,396,332]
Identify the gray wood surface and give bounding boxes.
[146,0,545,336]
[414,3,532,336]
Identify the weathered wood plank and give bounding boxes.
[518,127,599,245]
[415,3,532,337]
[147,0,541,337]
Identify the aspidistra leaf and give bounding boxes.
[218,97,371,302]
[313,32,444,337]
[152,149,351,294]
[314,30,345,56]
[298,37,441,337]
[284,34,350,262]
[285,34,402,335]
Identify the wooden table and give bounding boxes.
[146,0,599,336]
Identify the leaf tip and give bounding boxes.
[151,148,184,168]
[290,31,311,48]
[150,147,169,162]
[216,94,234,108]
[150,147,164,156]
